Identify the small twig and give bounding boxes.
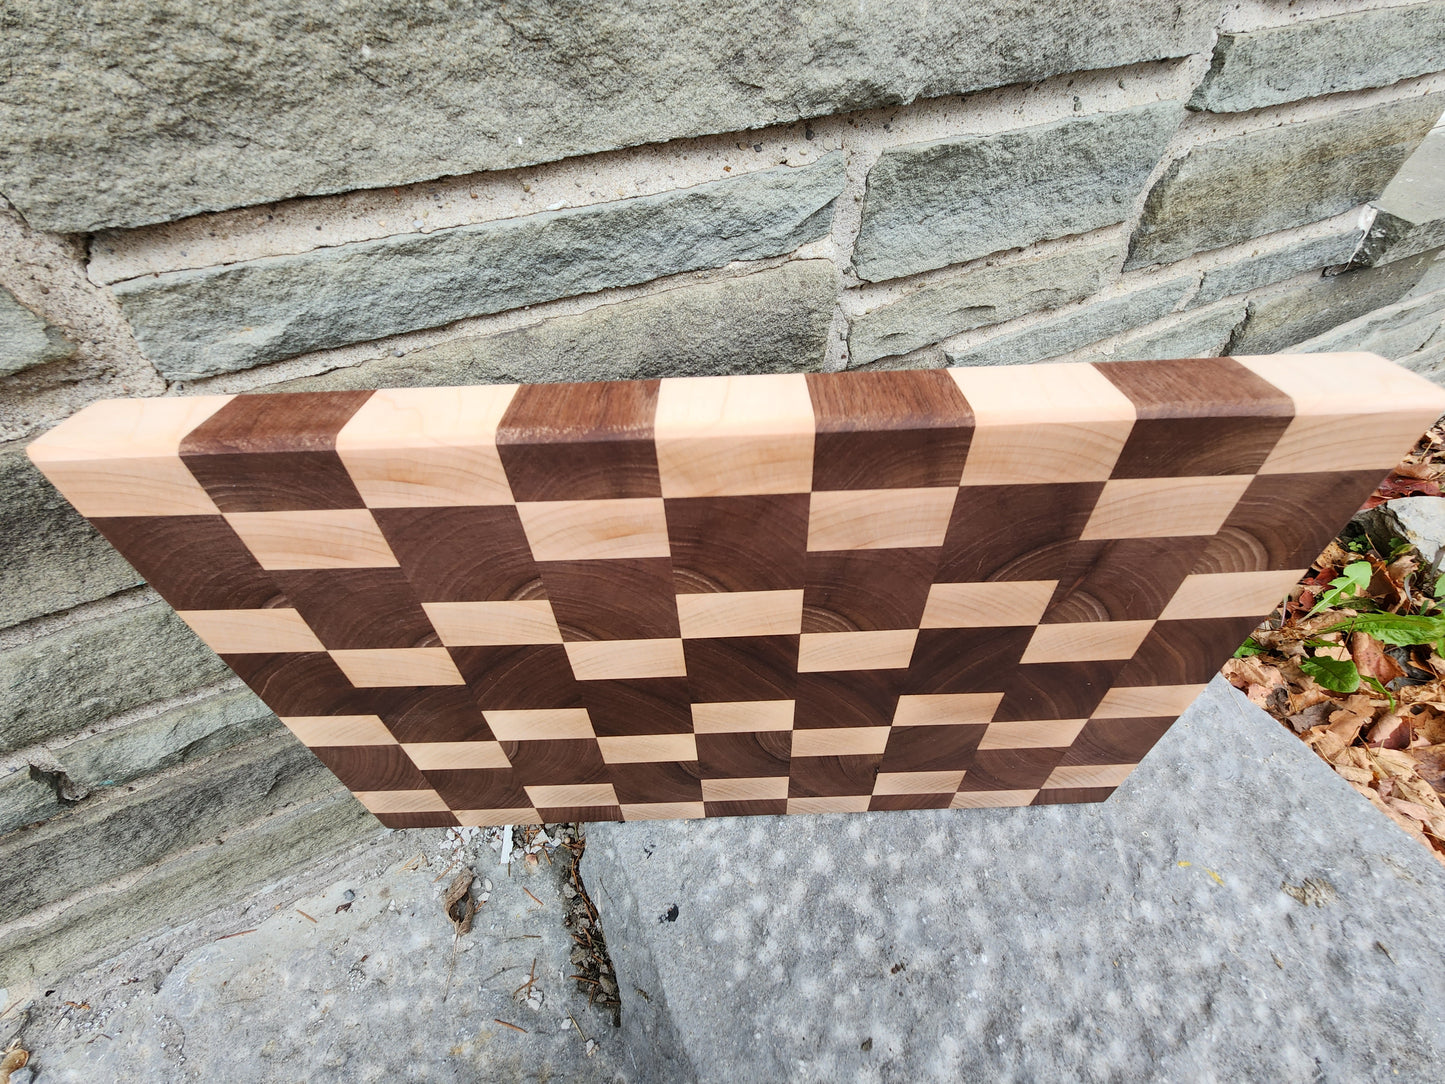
[512,957,538,997]
[569,1013,589,1042]
[523,887,545,908]
[296,909,317,923]
[570,974,600,985]
[215,929,257,941]
[494,1018,528,1034]
[431,857,461,883]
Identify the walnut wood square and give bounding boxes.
[374,686,495,744]
[1096,358,1293,478]
[1059,717,1173,765]
[373,506,543,603]
[958,747,1068,790]
[903,627,1032,695]
[1114,617,1263,687]
[180,392,373,512]
[580,678,694,737]
[802,548,938,633]
[373,811,463,828]
[535,805,624,822]
[270,568,438,649]
[703,799,788,818]
[665,494,809,593]
[608,762,705,804]
[450,645,585,710]
[538,557,680,641]
[502,738,610,786]
[1192,470,1388,573]
[937,483,1103,583]
[424,767,532,810]
[868,793,954,811]
[1032,787,1117,805]
[91,516,287,611]
[497,379,661,500]
[880,724,986,773]
[1043,537,1209,623]
[695,731,792,778]
[991,661,1125,722]
[805,370,973,490]
[793,670,902,729]
[684,635,799,702]
[222,652,375,717]
[787,754,881,798]
[309,745,430,792]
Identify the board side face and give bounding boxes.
[26,354,1445,826]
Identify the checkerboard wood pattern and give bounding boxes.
[28,353,1445,827]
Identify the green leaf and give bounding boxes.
[1323,612,1445,648]
[1433,574,1445,600]
[1363,675,1396,711]
[1300,655,1361,693]
[1307,560,1374,616]
[1233,639,1265,658]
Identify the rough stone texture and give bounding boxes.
[0,595,232,755]
[585,677,1445,1083]
[0,766,62,837]
[1189,2,1445,113]
[7,827,629,1081]
[0,790,378,993]
[1402,335,1445,382]
[113,157,846,381]
[940,276,1191,368]
[846,241,1116,364]
[1289,287,1445,361]
[277,260,838,393]
[0,287,73,378]
[853,104,1180,282]
[0,731,342,925]
[1127,94,1445,269]
[0,446,143,631]
[1192,230,1363,308]
[1357,495,1445,568]
[0,2,1217,234]
[1074,301,1246,364]
[1360,127,1445,267]
[53,684,280,794]
[1227,248,1442,355]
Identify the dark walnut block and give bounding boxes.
[27,354,1445,826]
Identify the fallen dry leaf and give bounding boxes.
[1351,632,1408,684]
[1365,711,1412,749]
[444,869,476,935]
[0,1047,28,1084]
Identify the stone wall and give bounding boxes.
[2,0,1445,991]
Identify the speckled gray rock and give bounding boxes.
[1227,248,1442,355]
[1358,494,1445,567]
[52,684,280,794]
[846,241,1116,364]
[1189,2,1445,113]
[1360,127,1445,267]
[0,790,377,993]
[1289,287,1445,361]
[0,731,340,927]
[585,677,1445,1083]
[941,276,1191,368]
[0,287,73,378]
[276,261,839,393]
[0,594,231,754]
[1128,94,1444,268]
[0,2,1216,233]
[0,765,62,836]
[853,104,1180,282]
[0,447,143,631]
[1075,300,1246,364]
[1192,230,1363,308]
[112,157,846,381]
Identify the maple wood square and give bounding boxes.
[1080,476,1254,540]
[422,600,562,647]
[178,607,324,655]
[676,590,804,638]
[516,498,670,562]
[329,647,466,688]
[226,509,399,571]
[807,488,956,551]
[920,580,1057,630]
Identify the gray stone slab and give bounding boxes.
[0,731,342,926]
[1189,2,1445,113]
[1128,94,1444,268]
[853,104,1180,282]
[1228,247,1441,355]
[1361,127,1445,267]
[585,676,1445,1083]
[846,241,1116,364]
[0,446,143,631]
[0,790,379,993]
[275,260,838,393]
[52,684,280,795]
[1075,300,1246,363]
[8,825,630,1082]
[0,287,73,378]
[0,2,1217,234]
[941,275,1191,367]
[112,157,846,381]
[0,766,62,837]
[1358,494,1445,568]
[0,595,230,755]
[1289,286,1445,360]
[1192,230,1363,308]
